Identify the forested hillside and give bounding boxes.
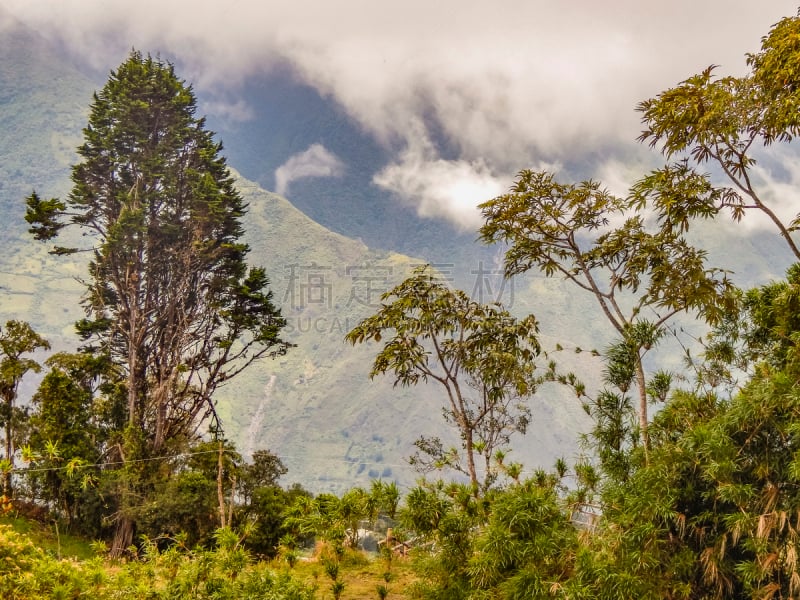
[0,7,592,495]
[3,4,800,599]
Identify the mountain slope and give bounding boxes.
[0,14,590,493]
[1,9,796,496]
[230,175,595,491]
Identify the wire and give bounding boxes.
[11,448,223,475]
[11,448,415,476]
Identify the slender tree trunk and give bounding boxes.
[217,441,228,529]
[3,396,12,496]
[3,390,14,498]
[450,381,480,494]
[126,274,137,423]
[635,355,650,462]
[153,384,168,454]
[464,427,479,494]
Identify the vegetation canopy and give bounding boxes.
[347,265,546,493]
[10,8,800,600]
[24,51,289,555]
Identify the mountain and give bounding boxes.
[202,67,483,264]
[0,12,592,494]
[0,9,795,495]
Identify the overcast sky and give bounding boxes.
[3,1,799,229]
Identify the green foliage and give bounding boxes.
[371,480,400,520]
[242,484,309,558]
[739,263,800,371]
[24,50,290,555]
[0,320,50,495]
[400,480,483,599]
[20,352,114,534]
[467,480,579,598]
[635,13,800,260]
[140,471,219,548]
[0,523,316,599]
[576,262,800,596]
[23,191,66,242]
[284,484,382,555]
[129,442,302,555]
[398,475,579,599]
[241,449,289,498]
[347,265,543,492]
[479,169,732,453]
[459,13,800,597]
[582,358,800,599]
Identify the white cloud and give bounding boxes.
[373,125,507,231]
[201,97,255,124]
[746,149,800,232]
[274,143,345,197]
[4,0,799,227]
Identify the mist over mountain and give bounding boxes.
[202,70,484,265]
[0,12,593,494]
[1,5,799,495]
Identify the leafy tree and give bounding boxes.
[238,449,288,505]
[479,171,732,454]
[346,265,543,494]
[0,320,49,496]
[399,473,578,600]
[240,483,310,559]
[21,351,126,537]
[633,13,800,262]
[572,390,725,599]
[399,480,484,599]
[24,51,289,555]
[284,487,375,554]
[129,443,301,555]
[581,356,800,598]
[569,261,800,598]
[25,366,98,528]
[233,450,311,558]
[621,12,800,401]
[696,263,800,388]
[370,479,400,521]
[132,440,239,548]
[466,479,579,598]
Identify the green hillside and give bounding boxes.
[0,8,794,496]
[0,12,591,494]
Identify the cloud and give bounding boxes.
[745,148,800,232]
[201,97,255,124]
[274,143,345,197]
[373,121,507,230]
[3,0,799,227]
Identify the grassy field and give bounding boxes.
[288,550,417,600]
[0,513,418,599]
[0,514,97,560]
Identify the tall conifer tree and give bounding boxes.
[25,51,288,554]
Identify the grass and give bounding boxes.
[0,513,97,560]
[281,550,416,600]
[1,512,417,599]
